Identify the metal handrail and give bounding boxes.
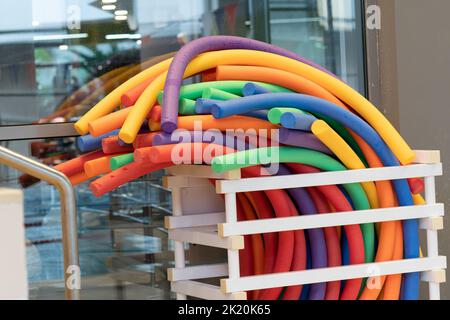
[0,146,80,300]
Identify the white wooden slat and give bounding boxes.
[165,212,225,229]
[421,270,446,284]
[219,204,444,237]
[167,165,241,180]
[168,263,228,281]
[419,217,444,230]
[221,257,447,293]
[413,150,441,164]
[169,226,244,250]
[171,187,187,300]
[425,175,441,299]
[216,163,443,194]
[172,280,246,300]
[163,175,212,189]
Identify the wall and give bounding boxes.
[393,0,450,299]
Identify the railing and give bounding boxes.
[0,146,80,300]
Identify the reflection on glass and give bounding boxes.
[1,138,172,299]
[0,0,252,126]
[0,0,365,126]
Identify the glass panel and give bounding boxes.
[0,0,365,127]
[269,0,366,93]
[1,138,172,299]
[0,0,247,126]
[0,0,366,299]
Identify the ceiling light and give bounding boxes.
[114,10,128,15]
[59,44,69,50]
[105,33,141,40]
[33,33,88,41]
[102,4,116,10]
[102,0,117,3]
[114,15,127,21]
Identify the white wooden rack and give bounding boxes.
[163,150,446,300]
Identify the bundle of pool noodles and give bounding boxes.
[53,36,427,300]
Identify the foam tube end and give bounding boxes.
[149,148,163,163]
[151,133,169,146]
[84,162,96,178]
[74,121,88,135]
[202,87,213,99]
[242,83,257,96]
[161,121,177,134]
[311,120,329,136]
[76,136,88,153]
[210,104,223,119]
[119,130,135,144]
[281,112,316,132]
[134,148,150,163]
[88,122,101,137]
[280,112,297,129]
[179,99,196,115]
[408,177,425,194]
[242,82,271,96]
[110,154,134,171]
[401,151,417,166]
[89,182,103,198]
[267,109,283,124]
[195,99,208,114]
[211,157,225,173]
[120,95,133,108]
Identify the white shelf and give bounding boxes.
[219,204,444,237]
[168,263,228,281]
[216,163,442,194]
[171,280,246,300]
[221,257,447,293]
[165,212,225,229]
[165,150,446,300]
[169,226,244,250]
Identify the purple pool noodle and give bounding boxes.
[161,36,337,133]
[280,111,317,131]
[278,165,327,300]
[278,128,332,155]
